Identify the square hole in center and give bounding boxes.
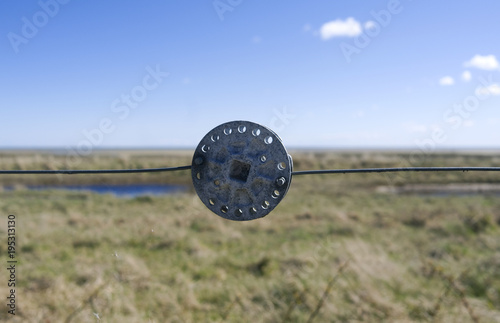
[229,159,251,182]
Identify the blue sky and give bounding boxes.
[1,0,500,150]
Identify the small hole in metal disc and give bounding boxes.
[209,198,216,206]
[276,177,286,186]
[235,209,243,217]
[224,128,232,135]
[214,180,220,186]
[272,190,280,199]
[221,205,229,213]
[260,155,267,163]
[238,125,246,133]
[211,135,220,142]
[262,200,270,209]
[277,162,286,170]
[252,129,261,136]
[250,207,257,215]
[196,172,201,180]
[264,136,273,144]
[201,145,210,153]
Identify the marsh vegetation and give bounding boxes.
[1,150,499,322]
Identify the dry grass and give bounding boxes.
[0,150,499,322]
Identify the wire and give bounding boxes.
[292,167,500,176]
[0,165,192,175]
[2,166,500,176]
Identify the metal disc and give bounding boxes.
[191,120,293,221]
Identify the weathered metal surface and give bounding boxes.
[191,120,293,221]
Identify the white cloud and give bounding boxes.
[439,76,454,86]
[464,54,500,70]
[462,70,471,82]
[364,20,376,30]
[320,17,362,39]
[475,83,500,96]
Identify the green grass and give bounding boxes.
[0,150,500,322]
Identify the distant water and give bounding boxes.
[376,184,500,197]
[5,184,188,198]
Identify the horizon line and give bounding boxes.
[0,146,499,152]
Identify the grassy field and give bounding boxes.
[1,150,500,322]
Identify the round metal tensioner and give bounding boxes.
[191,120,293,221]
